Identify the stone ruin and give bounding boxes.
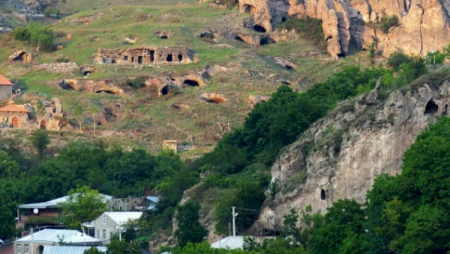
[40,98,63,131]
[95,47,196,65]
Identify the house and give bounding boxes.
[0,75,13,101]
[88,212,142,243]
[14,229,102,254]
[146,196,160,211]
[42,246,107,254]
[0,101,29,128]
[17,194,113,231]
[211,236,244,250]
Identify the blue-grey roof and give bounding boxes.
[43,246,107,254]
[18,194,113,209]
[146,196,160,203]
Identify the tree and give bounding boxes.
[174,202,208,247]
[59,186,107,229]
[28,129,50,160]
[83,247,103,254]
[106,239,140,254]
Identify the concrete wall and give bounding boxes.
[0,86,12,101]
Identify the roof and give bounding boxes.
[0,75,12,86]
[0,102,29,113]
[146,196,160,203]
[15,229,101,245]
[105,212,142,225]
[211,236,244,250]
[43,246,107,254]
[18,194,113,209]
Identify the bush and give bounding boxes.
[13,22,55,52]
[379,14,399,34]
[279,17,327,49]
[128,77,145,89]
[387,52,411,70]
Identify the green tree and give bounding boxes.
[59,186,107,229]
[106,239,140,254]
[175,202,208,247]
[28,129,50,160]
[83,247,103,254]
[282,209,301,241]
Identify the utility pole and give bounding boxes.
[232,206,236,237]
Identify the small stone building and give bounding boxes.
[0,101,29,128]
[0,74,13,101]
[95,46,195,65]
[163,140,178,152]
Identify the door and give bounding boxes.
[12,117,19,128]
[40,119,46,129]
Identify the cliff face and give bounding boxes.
[239,0,450,58]
[252,73,450,233]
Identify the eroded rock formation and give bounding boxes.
[9,51,32,63]
[238,0,450,57]
[59,79,124,96]
[95,47,196,65]
[252,75,450,233]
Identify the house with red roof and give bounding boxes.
[0,101,29,128]
[0,75,13,101]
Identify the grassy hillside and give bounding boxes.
[0,0,371,156]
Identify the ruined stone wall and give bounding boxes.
[95,47,195,65]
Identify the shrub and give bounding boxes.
[279,17,327,49]
[379,14,399,34]
[128,77,145,89]
[13,22,55,52]
[387,52,411,70]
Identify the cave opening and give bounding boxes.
[96,90,115,94]
[160,35,168,39]
[161,85,171,95]
[260,36,275,45]
[253,24,267,33]
[178,54,183,62]
[320,189,326,200]
[183,79,200,87]
[425,100,439,115]
[167,54,173,62]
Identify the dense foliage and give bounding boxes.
[13,22,55,51]
[175,202,208,247]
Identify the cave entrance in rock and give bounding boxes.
[253,25,267,33]
[178,54,183,62]
[40,120,46,130]
[160,35,168,39]
[425,100,439,115]
[320,189,326,200]
[234,35,244,43]
[243,4,256,14]
[206,97,226,104]
[167,54,173,62]
[131,56,135,63]
[138,56,143,64]
[124,55,128,62]
[161,85,171,95]
[183,79,200,87]
[96,90,115,94]
[260,36,275,45]
[150,50,155,62]
[13,52,30,62]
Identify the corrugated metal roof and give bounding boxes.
[146,196,160,203]
[211,236,244,249]
[16,229,101,244]
[43,246,107,254]
[105,212,142,225]
[18,194,113,209]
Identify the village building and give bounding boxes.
[17,194,113,233]
[0,74,13,101]
[0,101,29,128]
[163,140,178,152]
[14,229,102,254]
[85,212,142,243]
[95,46,195,65]
[43,246,107,254]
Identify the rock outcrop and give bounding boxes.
[238,0,450,58]
[252,71,450,233]
[59,79,124,96]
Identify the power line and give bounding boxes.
[234,207,261,212]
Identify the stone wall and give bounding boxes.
[0,112,28,128]
[0,85,12,101]
[95,47,195,65]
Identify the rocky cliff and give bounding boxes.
[238,0,450,58]
[252,68,450,233]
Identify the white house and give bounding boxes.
[14,229,102,254]
[89,212,142,243]
[211,236,244,250]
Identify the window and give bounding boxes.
[16,244,22,254]
[102,214,106,224]
[24,244,29,254]
[103,229,106,240]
